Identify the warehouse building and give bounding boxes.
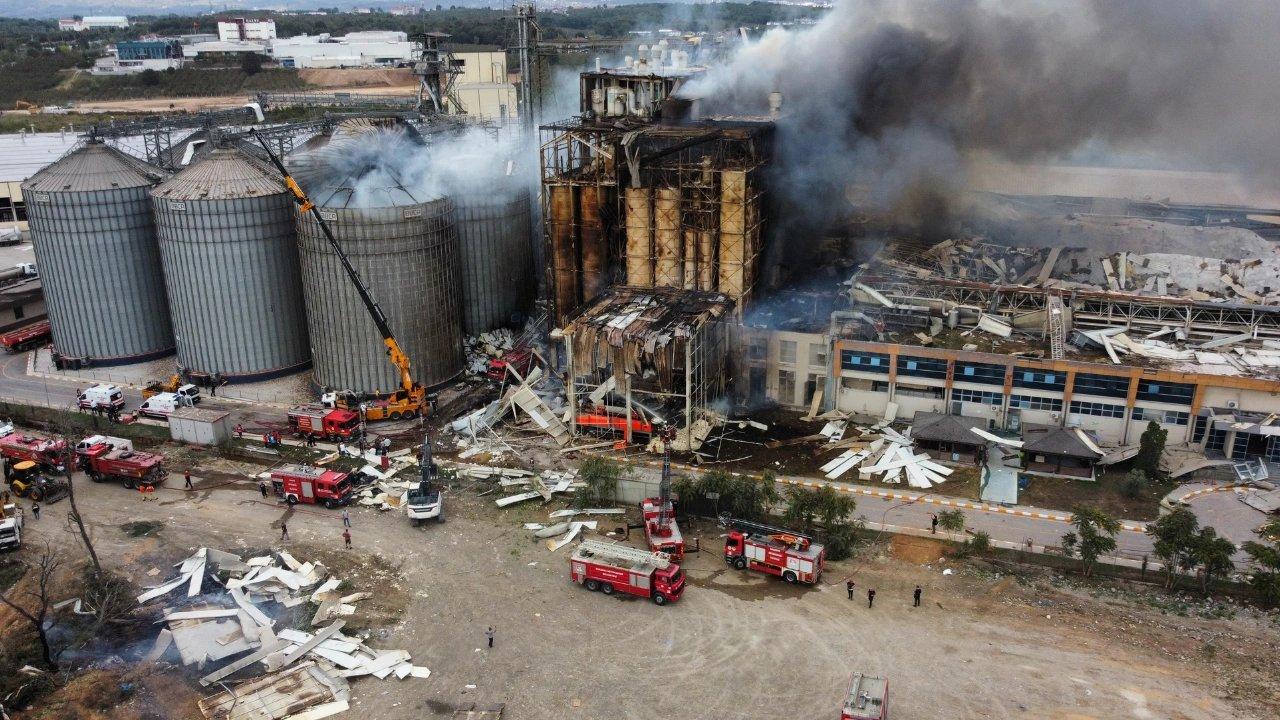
[0,132,82,233]
[271,31,413,68]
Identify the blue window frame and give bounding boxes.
[955,361,1006,386]
[841,350,890,374]
[1072,373,1130,399]
[1013,368,1066,392]
[896,355,948,380]
[1135,379,1195,405]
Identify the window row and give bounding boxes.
[1068,400,1125,418]
[1009,395,1063,412]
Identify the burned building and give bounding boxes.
[540,60,774,328]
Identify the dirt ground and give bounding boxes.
[8,453,1277,720]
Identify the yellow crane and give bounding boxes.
[254,132,427,422]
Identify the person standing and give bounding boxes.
[867,588,876,609]
[342,528,352,549]
[184,471,193,490]
[280,522,289,541]
[341,508,351,528]
[846,579,855,601]
[913,585,922,608]
[30,501,39,521]
[235,423,244,439]
[485,626,494,649]
[338,442,346,458]
[259,481,268,498]
[930,513,939,534]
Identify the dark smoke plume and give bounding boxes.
[679,0,1280,260]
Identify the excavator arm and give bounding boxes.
[253,132,418,398]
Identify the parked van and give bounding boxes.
[174,384,201,405]
[137,392,193,419]
[75,435,133,454]
[77,384,125,411]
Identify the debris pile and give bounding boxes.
[464,328,517,376]
[524,507,626,551]
[819,426,953,488]
[138,547,427,720]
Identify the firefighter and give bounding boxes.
[867,588,876,608]
[259,481,268,498]
[30,501,39,521]
[184,471,193,490]
[343,528,351,549]
[280,522,289,541]
[846,579,855,601]
[235,423,244,439]
[930,513,938,534]
[913,585,922,608]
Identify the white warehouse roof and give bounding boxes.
[0,132,83,183]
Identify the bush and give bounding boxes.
[574,456,622,509]
[139,68,160,86]
[1119,469,1147,499]
[965,530,991,555]
[240,52,263,75]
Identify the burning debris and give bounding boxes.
[136,547,428,720]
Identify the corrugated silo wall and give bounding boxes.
[455,189,533,335]
[296,199,463,394]
[25,186,174,363]
[153,192,311,380]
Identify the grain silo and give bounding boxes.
[150,146,311,381]
[22,140,173,365]
[291,128,464,394]
[454,185,533,335]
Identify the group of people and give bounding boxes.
[262,431,283,449]
[846,579,924,608]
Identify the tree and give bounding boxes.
[1119,469,1147,500]
[574,456,621,509]
[0,542,63,670]
[1062,505,1120,578]
[1146,507,1198,589]
[240,52,263,75]
[784,485,859,560]
[965,530,992,556]
[1243,519,1280,606]
[139,68,161,86]
[937,509,966,534]
[1192,527,1236,595]
[54,428,99,571]
[1134,421,1167,479]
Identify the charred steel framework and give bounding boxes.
[860,277,1280,342]
[539,118,771,328]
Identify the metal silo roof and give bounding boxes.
[22,140,166,193]
[152,146,284,201]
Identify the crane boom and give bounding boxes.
[252,131,417,396]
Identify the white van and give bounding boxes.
[138,392,193,419]
[175,384,202,405]
[75,435,133,454]
[78,384,125,411]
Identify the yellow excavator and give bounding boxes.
[254,132,428,423]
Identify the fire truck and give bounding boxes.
[569,539,685,606]
[271,465,354,509]
[0,431,67,474]
[641,425,683,560]
[76,441,166,489]
[722,517,826,585]
[841,673,888,720]
[0,320,51,352]
[287,405,363,442]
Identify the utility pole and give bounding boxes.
[512,3,539,132]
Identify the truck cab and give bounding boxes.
[405,481,442,524]
[0,504,24,551]
[77,383,125,411]
[271,465,354,509]
[138,392,194,419]
[288,405,363,441]
[175,384,201,404]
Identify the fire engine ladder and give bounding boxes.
[579,540,670,569]
[1047,294,1066,360]
[725,517,812,546]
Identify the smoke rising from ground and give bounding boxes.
[680,0,1280,243]
[293,125,535,209]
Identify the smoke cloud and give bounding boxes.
[292,125,536,209]
[679,0,1280,246]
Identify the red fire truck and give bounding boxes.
[287,405,363,442]
[76,441,166,489]
[841,673,888,719]
[723,517,826,585]
[0,431,67,474]
[0,320,51,353]
[641,425,684,560]
[271,465,354,509]
[569,539,684,606]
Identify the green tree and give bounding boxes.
[1192,527,1236,595]
[1119,469,1147,500]
[139,68,161,86]
[1146,507,1199,588]
[965,530,992,556]
[1062,505,1121,578]
[937,509,966,534]
[784,485,860,560]
[1134,421,1167,479]
[574,456,621,509]
[240,52,263,75]
[1243,520,1280,606]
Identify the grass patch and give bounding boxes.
[0,559,24,593]
[120,520,163,538]
[1018,467,1172,520]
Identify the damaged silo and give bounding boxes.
[150,145,311,382]
[290,126,464,394]
[454,185,534,335]
[22,140,174,365]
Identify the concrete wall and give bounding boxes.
[616,475,661,505]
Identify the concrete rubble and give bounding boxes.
[464,328,517,376]
[136,547,428,720]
